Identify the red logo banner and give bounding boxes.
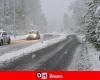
[0,71,100,80]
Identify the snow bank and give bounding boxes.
[87,44,100,70]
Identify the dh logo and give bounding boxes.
[37,72,48,79]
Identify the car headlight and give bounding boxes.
[33,34,37,38]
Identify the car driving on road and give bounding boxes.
[26,30,40,40]
[0,31,11,46]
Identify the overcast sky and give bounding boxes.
[40,0,76,22]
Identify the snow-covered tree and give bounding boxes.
[0,0,47,34]
[64,0,91,34]
[84,0,100,50]
[69,0,100,50]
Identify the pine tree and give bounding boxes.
[0,0,47,34]
[84,0,100,50]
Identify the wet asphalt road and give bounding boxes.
[10,35,80,70]
[38,35,80,70]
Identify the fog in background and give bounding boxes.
[40,0,76,32]
[0,0,93,35]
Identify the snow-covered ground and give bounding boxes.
[87,44,100,70]
[77,43,92,70]
[75,40,100,71]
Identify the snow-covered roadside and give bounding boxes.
[69,34,100,71]
[77,43,92,70]
[77,40,100,71]
[0,36,66,66]
[67,43,92,71]
[87,44,100,70]
[72,34,92,71]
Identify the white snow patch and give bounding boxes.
[87,44,100,70]
[77,34,86,43]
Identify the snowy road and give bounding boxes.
[8,35,81,70]
[0,34,58,56]
[0,42,34,56]
[35,35,81,70]
[37,35,80,70]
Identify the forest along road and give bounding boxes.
[0,34,58,56]
[13,35,81,70]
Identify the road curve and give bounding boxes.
[38,35,80,70]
